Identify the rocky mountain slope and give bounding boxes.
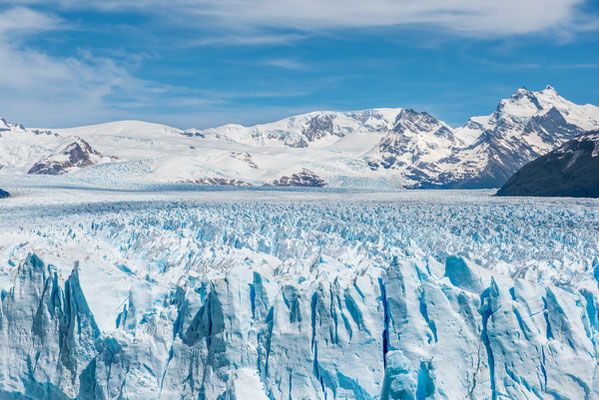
[28,137,117,175]
[0,117,26,134]
[497,129,599,197]
[0,86,597,188]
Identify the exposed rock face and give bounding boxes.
[28,138,117,175]
[30,129,60,137]
[301,115,339,143]
[523,106,583,142]
[230,152,258,169]
[267,169,326,187]
[497,130,599,197]
[179,129,206,138]
[368,109,459,173]
[182,177,252,186]
[0,188,9,198]
[0,117,26,134]
[366,110,461,187]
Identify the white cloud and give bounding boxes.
[262,58,309,70]
[198,0,589,36]
[8,0,595,37]
[0,7,206,127]
[0,6,61,35]
[550,63,599,69]
[0,8,321,129]
[185,33,308,47]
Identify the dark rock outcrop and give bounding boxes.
[302,114,339,142]
[181,177,252,187]
[0,188,9,198]
[497,130,599,197]
[266,169,326,187]
[230,152,258,169]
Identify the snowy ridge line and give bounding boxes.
[1,86,598,189]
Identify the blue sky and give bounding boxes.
[0,0,598,129]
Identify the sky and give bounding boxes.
[0,0,598,129]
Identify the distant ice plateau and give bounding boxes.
[0,183,598,399]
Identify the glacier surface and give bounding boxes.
[0,183,599,399]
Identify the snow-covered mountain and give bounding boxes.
[0,117,26,134]
[364,109,464,184]
[197,109,400,148]
[425,86,599,188]
[0,86,597,188]
[28,137,117,175]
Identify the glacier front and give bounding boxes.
[0,183,598,399]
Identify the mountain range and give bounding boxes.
[1,85,597,189]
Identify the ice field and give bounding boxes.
[0,179,598,399]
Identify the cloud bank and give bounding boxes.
[12,0,594,36]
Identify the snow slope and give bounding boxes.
[0,182,599,399]
[0,86,598,188]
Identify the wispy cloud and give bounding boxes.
[550,63,599,69]
[186,33,308,47]
[0,6,61,35]
[262,58,309,70]
[0,7,210,127]
[5,0,597,38]
[0,7,320,128]
[466,58,542,71]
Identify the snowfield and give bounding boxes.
[0,180,599,399]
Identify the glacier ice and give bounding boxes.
[0,187,598,399]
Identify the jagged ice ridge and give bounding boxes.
[0,187,599,398]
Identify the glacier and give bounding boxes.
[0,183,599,399]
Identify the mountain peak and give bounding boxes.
[0,117,26,133]
[497,87,543,117]
[28,137,117,175]
[512,86,536,97]
[512,86,534,97]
